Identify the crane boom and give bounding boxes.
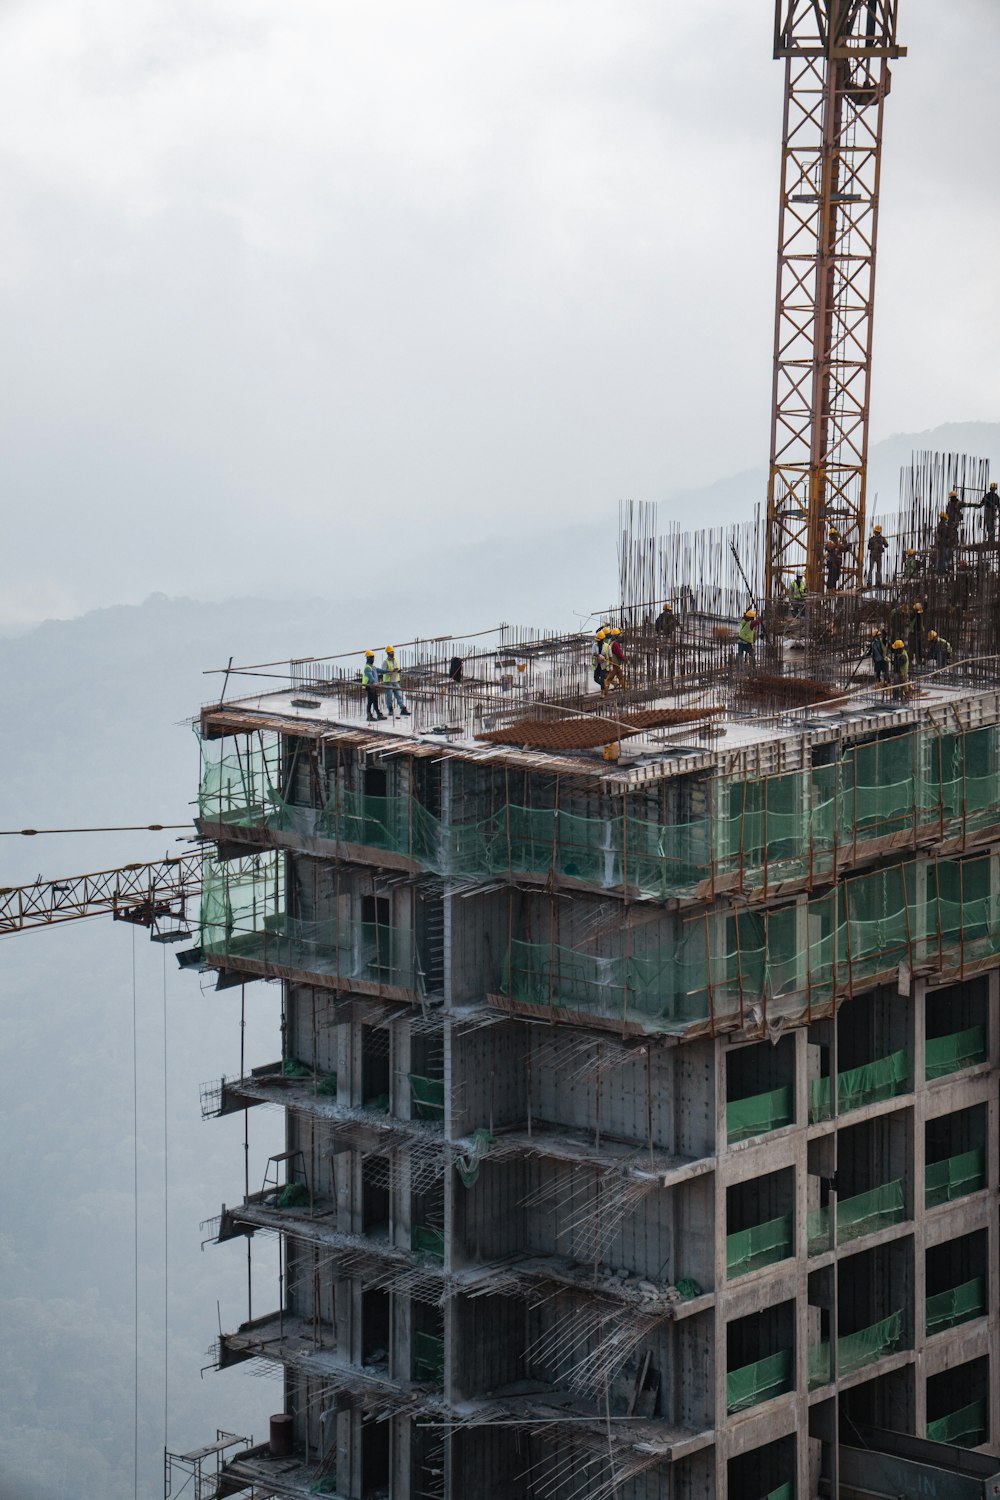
[0,852,201,934]
[766,0,905,599]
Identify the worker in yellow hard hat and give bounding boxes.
[382,646,409,717]
[866,524,888,587]
[825,530,844,590]
[936,509,956,574]
[605,627,627,693]
[902,547,921,580]
[891,638,909,697]
[362,651,385,721]
[866,625,889,684]
[592,630,609,693]
[926,629,953,669]
[737,606,758,663]
[907,600,925,665]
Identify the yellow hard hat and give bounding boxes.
[991,483,998,490]
[385,645,395,653]
[873,525,882,533]
[746,607,757,619]
[949,489,958,497]
[928,630,938,641]
[365,649,375,658]
[664,603,673,612]
[905,548,915,555]
[612,627,622,636]
[596,629,606,640]
[892,639,905,650]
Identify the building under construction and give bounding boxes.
[160,443,1000,1500]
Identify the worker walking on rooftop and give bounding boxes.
[737,607,758,663]
[866,525,888,587]
[654,604,678,684]
[381,646,410,717]
[982,482,999,545]
[605,628,627,693]
[362,651,386,721]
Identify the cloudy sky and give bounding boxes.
[0,0,997,627]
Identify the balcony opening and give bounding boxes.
[360,1416,390,1498]
[727,1434,795,1500]
[726,1167,794,1279]
[361,1156,390,1240]
[362,1286,391,1369]
[806,1113,910,1255]
[726,1301,795,1415]
[925,976,988,1082]
[925,1104,987,1209]
[725,1036,795,1145]
[361,1024,392,1112]
[808,1242,910,1390]
[808,987,910,1123]
[840,1364,914,1436]
[926,1356,989,1448]
[925,1229,988,1337]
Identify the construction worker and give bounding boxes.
[982,482,999,544]
[890,638,909,697]
[788,574,807,615]
[907,600,925,666]
[866,626,889,684]
[825,530,844,590]
[902,548,921,580]
[654,604,678,684]
[935,511,953,574]
[946,488,963,534]
[605,628,627,692]
[737,607,758,662]
[926,630,953,669]
[866,525,888,587]
[381,646,410,717]
[592,630,609,693]
[362,651,385,721]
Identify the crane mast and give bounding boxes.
[766,1,905,599]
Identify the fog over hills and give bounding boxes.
[2,421,998,1497]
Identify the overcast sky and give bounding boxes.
[0,0,997,628]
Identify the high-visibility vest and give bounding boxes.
[790,579,806,600]
[382,654,401,683]
[739,618,756,644]
[363,664,379,687]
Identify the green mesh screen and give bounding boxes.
[925,1148,986,1208]
[809,1049,909,1123]
[807,1179,904,1256]
[726,1087,793,1145]
[725,1349,793,1414]
[726,1214,793,1279]
[808,1309,902,1389]
[927,1398,987,1448]
[408,1074,445,1122]
[925,1277,986,1336]
[199,732,290,828]
[411,1226,444,1260]
[925,1025,987,1081]
[412,1332,445,1383]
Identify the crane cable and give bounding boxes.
[0,824,189,836]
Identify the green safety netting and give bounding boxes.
[925,1148,986,1208]
[927,1398,987,1448]
[411,1226,445,1260]
[455,1130,494,1188]
[726,1350,793,1414]
[926,1025,987,1081]
[807,1179,905,1256]
[808,1309,902,1388]
[412,1332,445,1383]
[925,1276,986,1335]
[726,1214,793,1279]
[200,717,1000,901]
[726,1087,793,1145]
[409,1074,445,1122]
[809,1049,909,1123]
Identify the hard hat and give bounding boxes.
[991,483,998,490]
[873,525,882,533]
[596,629,606,640]
[913,602,923,612]
[905,548,915,555]
[365,649,375,658]
[664,603,673,611]
[928,630,938,641]
[385,645,395,653]
[892,639,905,650]
[611,627,622,636]
[949,489,958,497]
[745,607,757,619]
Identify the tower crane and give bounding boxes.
[766,0,906,599]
